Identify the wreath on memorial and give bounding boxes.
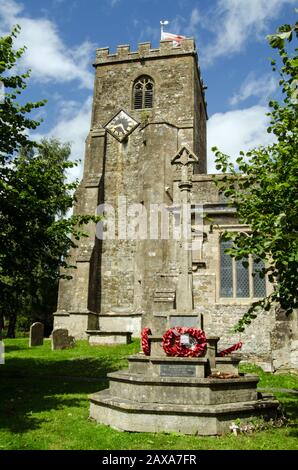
[162,327,207,357]
[141,327,152,356]
[218,342,243,357]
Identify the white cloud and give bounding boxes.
[168,15,186,36]
[229,72,277,106]
[139,24,160,43]
[207,105,275,173]
[110,0,120,6]
[34,96,93,181]
[0,0,22,19]
[185,8,200,37]
[202,0,297,65]
[0,0,94,89]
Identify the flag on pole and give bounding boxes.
[161,31,186,47]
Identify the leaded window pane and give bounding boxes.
[253,258,266,297]
[220,240,233,297]
[236,258,249,297]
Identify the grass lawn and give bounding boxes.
[0,338,297,450]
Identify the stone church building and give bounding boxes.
[54,38,297,372]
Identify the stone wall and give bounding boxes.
[270,308,298,372]
[90,39,208,318]
[53,39,297,372]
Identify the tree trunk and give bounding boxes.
[7,313,16,338]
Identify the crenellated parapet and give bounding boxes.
[94,39,197,66]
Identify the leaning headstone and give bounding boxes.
[29,322,44,347]
[51,328,75,350]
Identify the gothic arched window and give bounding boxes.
[133,76,154,109]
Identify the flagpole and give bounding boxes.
[160,20,169,40]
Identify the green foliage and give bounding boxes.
[0,139,98,336]
[0,28,99,336]
[140,110,150,126]
[0,25,46,162]
[213,20,298,331]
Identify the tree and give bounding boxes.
[1,25,46,336]
[1,138,95,337]
[0,25,46,163]
[212,20,298,332]
[0,28,97,337]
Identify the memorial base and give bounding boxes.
[89,350,279,435]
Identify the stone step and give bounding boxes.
[106,370,259,405]
[128,354,208,377]
[128,353,241,378]
[86,330,132,345]
[89,389,279,435]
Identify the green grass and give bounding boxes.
[239,363,298,390]
[0,338,297,450]
[1,338,140,378]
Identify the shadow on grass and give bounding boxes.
[4,344,29,352]
[0,354,127,379]
[0,375,107,434]
[0,354,122,434]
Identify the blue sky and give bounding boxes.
[0,0,296,178]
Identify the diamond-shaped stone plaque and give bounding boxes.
[104,110,139,142]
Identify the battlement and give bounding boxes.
[94,39,196,66]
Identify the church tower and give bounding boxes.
[54,38,208,339]
[53,37,298,374]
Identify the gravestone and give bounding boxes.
[29,322,44,347]
[51,328,75,350]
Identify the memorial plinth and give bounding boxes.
[89,335,279,435]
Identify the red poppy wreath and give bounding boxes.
[141,327,152,356]
[218,342,243,357]
[162,327,207,357]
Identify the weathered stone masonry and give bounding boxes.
[54,39,297,372]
